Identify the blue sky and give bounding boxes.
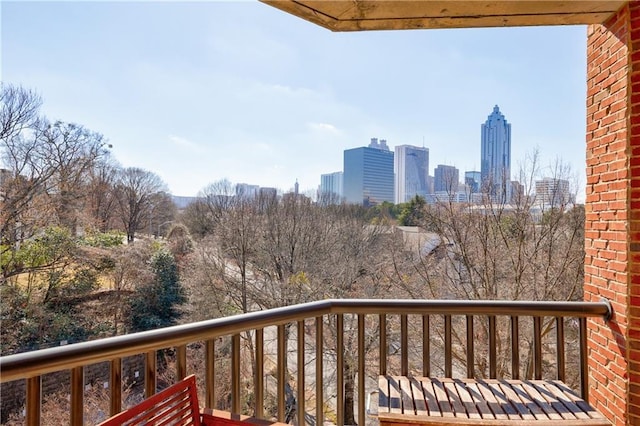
[2,1,587,200]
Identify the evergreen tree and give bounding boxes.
[129,249,185,332]
[398,195,426,226]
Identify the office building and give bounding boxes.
[343,139,394,205]
[319,171,343,204]
[481,105,511,200]
[426,176,434,194]
[431,191,472,204]
[509,181,526,205]
[434,165,459,193]
[258,187,278,199]
[395,145,429,204]
[535,178,573,209]
[465,171,481,193]
[235,183,259,199]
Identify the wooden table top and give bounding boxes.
[377,376,611,425]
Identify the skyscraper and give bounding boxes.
[535,178,573,209]
[394,145,429,204]
[235,183,259,199]
[319,171,343,204]
[464,171,481,193]
[481,105,511,200]
[433,165,459,193]
[343,139,394,205]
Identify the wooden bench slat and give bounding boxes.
[484,380,522,420]
[156,408,194,426]
[510,380,549,420]
[520,380,565,420]
[145,392,192,424]
[418,377,444,416]
[389,376,404,414]
[466,382,495,419]
[497,380,536,420]
[529,381,579,420]
[475,380,510,420]
[442,378,469,418]
[379,375,391,414]
[543,382,590,419]
[399,376,416,415]
[202,409,288,425]
[551,381,607,420]
[454,379,482,419]
[377,376,611,426]
[97,375,201,426]
[431,378,456,417]
[410,376,429,416]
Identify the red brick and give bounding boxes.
[586,6,640,423]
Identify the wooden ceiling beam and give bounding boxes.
[261,1,626,31]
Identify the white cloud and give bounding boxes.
[308,122,340,134]
[168,135,204,152]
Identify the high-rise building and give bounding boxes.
[535,178,573,209]
[464,171,481,193]
[258,187,278,199]
[235,183,259,199]
[343,139,394,205]
[394,145,429,204]
[433,165,459,193]
[481,105,511,200]
[510,180,526,205]
[319,171,343,204]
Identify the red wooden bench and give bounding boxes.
[97,375,286,426]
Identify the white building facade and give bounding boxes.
[394,145,429,204]
[319,171,343,204]
[535,178,573,209]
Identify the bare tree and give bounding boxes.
[0,83,42,141]
[1,85,49,268]
[115,167,169,244]
[390,152,584,382]
[195,179,259,313]
[1,134,54,259]
[181,189,398,423]
[34,121,111,234]
[86,156,121,232]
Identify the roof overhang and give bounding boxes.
[260,1,626,31]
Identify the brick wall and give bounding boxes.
[586,2,640,424]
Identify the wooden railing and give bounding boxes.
[0,299,611,426]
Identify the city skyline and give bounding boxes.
[3,2,587,200]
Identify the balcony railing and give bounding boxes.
[0,299,611,426]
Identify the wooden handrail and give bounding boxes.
[0,299,611,382]
[0,298,612,426]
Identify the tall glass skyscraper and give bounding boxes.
[343,141,394,206]
[394,145,429,204]
[481,105,511,200]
